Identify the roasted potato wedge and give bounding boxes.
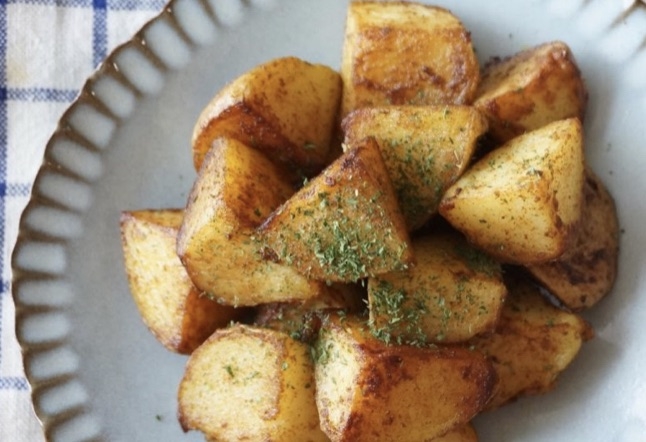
[342,106,488,230]
[178,325,328,441]
[474,41,587,143]
[432,424,478,442]
[341,1,480,117]
[368,231,506,345]
[177,137,332,306]
[314,315,496,442]
[259,137,413,282]
[527,169,619,310]
[192,56,342,176]
[120,209,242,354]
[439,118,585,264]
[470,275,593,409]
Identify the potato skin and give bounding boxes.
[314,316,496,442]
[342,106,487,230]
[469,274,593,409]
[474,41,588,143]
[341,1,480,117]
[120,209,242,354]
[439,118,585,265]
[178,325,328,441]
[192,56,341,177]
[527,169,619,310]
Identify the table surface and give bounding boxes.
[0,0,165,439]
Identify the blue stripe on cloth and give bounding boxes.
[0,1,8,371]
[3,0,164,11]
[0,182,32,197]
[0,377,30,390]
[6,87,78,103]
[92,0,107,67]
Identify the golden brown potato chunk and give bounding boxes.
[368,232,506,345]
[439,118,585,265]
[314,315,496,442]
[527,169,619,310]
[120,209,242,354]
[259,137,413,283]
[341,1,480,117]
[192,56,342,176]
[178,325,328,442]
[342,106,487,230]
[474,41,587,144]
[432,424,478,442]
[177,137,332,306]
[470,275,593,409]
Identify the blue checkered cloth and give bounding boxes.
[0,0,165,439]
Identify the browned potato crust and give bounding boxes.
[470,275,593,409]
[259,137,413,282]
[314,315,496,442]
[120,209,242,354]
[342,106,487,230]
[439,118,585,264]
[192,56,342,177]
[341,1,480,117]
[474,41,587,143]
[527,169,619,310]
[432,423,478,442]
[368,231,506,345]
[178,137,332,306]
[178,325,328,441]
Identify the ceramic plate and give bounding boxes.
[12,0,646,440]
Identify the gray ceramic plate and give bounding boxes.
[12,0,646,440]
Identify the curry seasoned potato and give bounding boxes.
[368,231,506,345]
[439,118,585,265]
[527,169,619,310]
[192,56,342,177]
[342,106,488,230]
[474,41,587,143]
[177,137,332,306]
[470,275,593,409]
[178,325,328,442]
[341,1,480,117]
[120,209,243,354]
[259,137,413,283]
[314,315,496,442]
[432,424,478,442]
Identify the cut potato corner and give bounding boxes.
[343,105,488,230]
[178,325,328,442]
[469,274,593,409]
[341,1,480,117]
[474,41,587,143]
[439,118,585,265]
[527,169,619,310]
[432,423,478,442]
[259,137,413,283]
[177,137,334,306]
[314,315,496,442]
[192,56,342,177]
[120,209,244,354]
[368,231,506,345]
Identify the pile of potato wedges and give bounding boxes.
[120,1,618,441]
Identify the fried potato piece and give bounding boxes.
[474,41,587,144]
[341,1,480,117]
[470,275,593,409]
[368,232,506,345]
[177,137,332,306]
[432,424,478,442]
[314,315,496,442]
[120,209,243,354]
[192,56,342,177]
[527,169,619,310]
[342,106,488,230]
[178,325,328,442]
[259,137,413,283]
[254,283,366,343]
[439,118,585,265]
